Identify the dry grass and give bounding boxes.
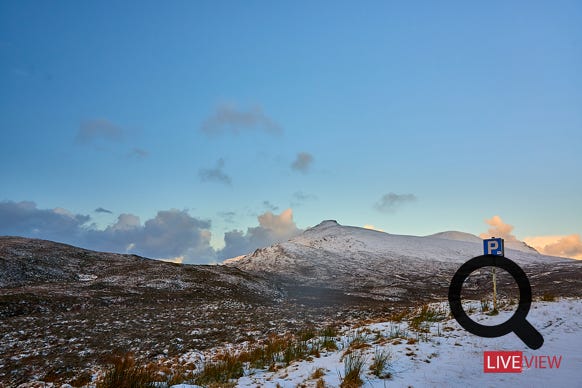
[541,292,557,302]
[311,367,326,379]
[340,351,366,388]
[369,347,391,378]
[409,304,446,332]
[96,353,157,388]
[195,350,243,386]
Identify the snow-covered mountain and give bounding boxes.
[428,230,539,253]
[224,220,578,303]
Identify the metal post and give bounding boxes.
[492,267,497,312]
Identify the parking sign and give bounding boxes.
[484,237,505,256]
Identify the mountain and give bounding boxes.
[0,236,280,296]
[1,232,580,385]
[225,220,580,303]
[428,230,539,253]
[427,230,483,243]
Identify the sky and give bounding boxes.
[1,1,581,262]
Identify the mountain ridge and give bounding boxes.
[224,220,579,303]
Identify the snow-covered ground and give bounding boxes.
[173,298,582,388]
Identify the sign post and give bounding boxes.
[483,237,505,313]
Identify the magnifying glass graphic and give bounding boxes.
[448,254,544,350]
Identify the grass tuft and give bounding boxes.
[340,351,366,388]
[369,347,391,378]
[96,353,156,388]
[194,350,243,386]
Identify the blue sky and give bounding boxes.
[1,1,581,262]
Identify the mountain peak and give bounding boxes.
[427,231,482,243]
[309,220,340,230]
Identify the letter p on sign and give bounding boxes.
[484,238,504,256]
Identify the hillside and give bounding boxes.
[0,237,285,385]
[225,220,581,303]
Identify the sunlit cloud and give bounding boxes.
[161,256,185,264]
[479,215,518,242]
[363,224,384,232]
[218,208,302,260]
[523,234,582,260]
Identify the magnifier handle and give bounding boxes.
[514,319,544,350]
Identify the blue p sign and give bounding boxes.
[484,238,504,256]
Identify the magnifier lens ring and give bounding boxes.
[448,255,532,337]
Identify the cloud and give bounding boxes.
[363,224,384,232]
[161,256,185,264]
[374,193,417,213]
[479,215,518,242]
[199,158,232,185]
[201,104,282,136]
[128,148,149,158]
[76,119,124,144]
[95,207,113,214]
[218,211,237,224]
[218,208,302,260]
[523,234,582,260]
[0,201,215,264]
[291,152,314,173]
[0,201,91,241]
[291,191,317,206]
[84,210,215,262]
[262,200,279,211]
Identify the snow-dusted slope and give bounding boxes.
[228,221,563,269]
[173,298,582,388]
[428,230,539,253]
[224,221,577,302]
[427,230,483,244]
